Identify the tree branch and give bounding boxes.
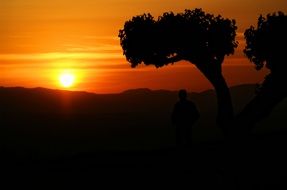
[153,55,183,67]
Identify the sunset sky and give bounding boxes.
[1,0,287,93]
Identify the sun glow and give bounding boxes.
[59,72,75,88]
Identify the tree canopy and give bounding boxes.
[244,12,287,72]
[119,8,238,68]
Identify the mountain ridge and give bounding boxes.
[0,83,256,96]
[0,84,257,116]
[0,83,286,155]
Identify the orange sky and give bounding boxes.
[1,0,287,93]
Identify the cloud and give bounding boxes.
[63,44,121,53]
[0,52,123,61]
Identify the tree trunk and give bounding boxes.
[196,63,234,133]
[236,73,287,132]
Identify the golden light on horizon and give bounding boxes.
[1,1,286,93]
[59,72,75,88]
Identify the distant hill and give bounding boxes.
[0,84,257,115]
[0,84,286,156]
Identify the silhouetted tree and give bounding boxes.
[119,9,238,130]
[238,12,287,129]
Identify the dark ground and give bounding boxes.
[2,132,287,189]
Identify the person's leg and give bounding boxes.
[176,127,184,147]
[185,127,192,148]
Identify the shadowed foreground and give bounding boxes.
[2,134,287,188]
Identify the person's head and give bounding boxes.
[178,89,187,101]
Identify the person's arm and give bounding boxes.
[194,105,200,121]
[190,103,200,124]
[171,103,178,126]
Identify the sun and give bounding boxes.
[59,72,75,88]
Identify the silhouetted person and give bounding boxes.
[172,89,200,148]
